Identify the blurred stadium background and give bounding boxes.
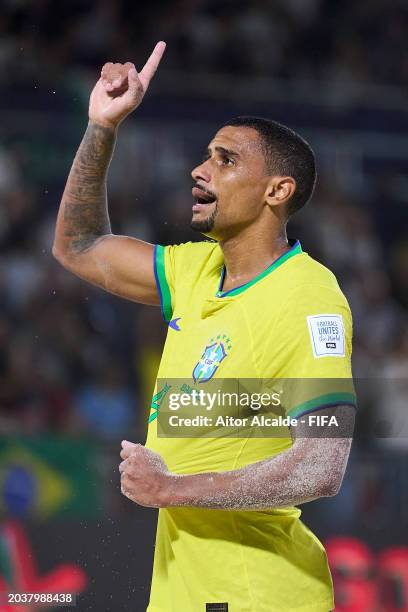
[1,0,408,610]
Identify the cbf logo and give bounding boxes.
[192,335,232,383]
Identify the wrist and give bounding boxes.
[88,118,118,133]
[160,473,184,507]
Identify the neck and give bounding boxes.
[218,224,289,292]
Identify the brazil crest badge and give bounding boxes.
[192,335,232,383]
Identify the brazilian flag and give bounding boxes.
[0,437,101,518]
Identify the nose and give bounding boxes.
[191,159,211,184]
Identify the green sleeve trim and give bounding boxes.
[154,245,173,323]
[288,392,357,420]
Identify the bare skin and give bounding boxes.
[53,42,166,304]
[53,44,355,511]
[191,126,296,291]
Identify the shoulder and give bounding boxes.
[284,252,350,309]
[158,240,222,275]
[159,240,219,260]
[290,252,342,289]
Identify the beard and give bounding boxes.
[190,201,218,234]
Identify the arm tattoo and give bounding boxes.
[62,123,115,253]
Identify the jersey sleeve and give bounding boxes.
[262,283,357,420]
[154,243,187,322]
[154,241,219,322]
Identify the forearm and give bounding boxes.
[166,437,352,510]
[53,122,116,256]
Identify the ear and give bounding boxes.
[264,176,296,208]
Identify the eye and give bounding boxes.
[221,156,235,166]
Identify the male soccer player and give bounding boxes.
[53,42,356,611]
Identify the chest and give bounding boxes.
[159,291,280,381]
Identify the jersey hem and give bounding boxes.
[285,599,334,611]
[147,599,334,611]
[154,244,173,322]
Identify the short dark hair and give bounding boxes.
[224,116,316,217]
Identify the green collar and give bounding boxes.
[216,239,303,298]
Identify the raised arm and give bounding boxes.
[119,405,355,509]
[52,42,166,305]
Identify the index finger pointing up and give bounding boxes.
[139,41,166,91]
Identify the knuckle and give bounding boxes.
[130,85,143,99]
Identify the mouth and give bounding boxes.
[192,186,217,211]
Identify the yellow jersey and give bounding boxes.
[145,239,355,612]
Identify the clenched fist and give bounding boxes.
[119,440,174,508]
[89,41,166,130]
